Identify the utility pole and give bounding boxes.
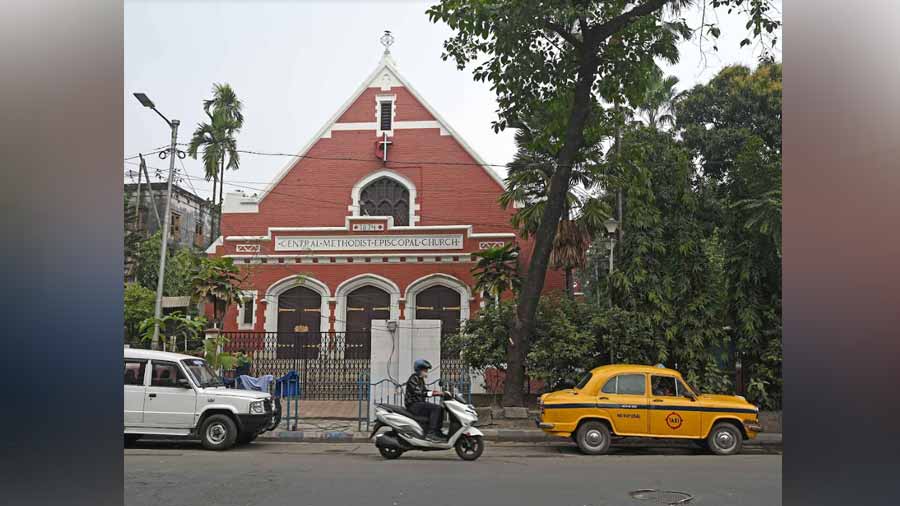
[151,119,180,349]
[134,92,181,350]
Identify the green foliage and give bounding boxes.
[451,297,736,396]
[188,83,244,185]
[191,256,245,326]
[676,63,782,409]
[131,232,203,297]
[203,334,245,372]
[427,0,693,133]
[124,282,155,343]
[471,243,521,303]
[139,311,207,351]
[445,301,515,374]
[526,296,600,389]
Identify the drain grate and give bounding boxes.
[629,489,694,504]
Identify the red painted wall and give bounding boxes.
[212,77,565,331]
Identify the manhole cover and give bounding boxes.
[629,489,694,504]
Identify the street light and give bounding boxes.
[602,217,620,362]
[134,92,181,351]
[603,218,619,274]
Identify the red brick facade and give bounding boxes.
[207,55,564,334]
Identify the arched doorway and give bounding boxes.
[345,285,390,359]
[277,286,322,359]
[414,285,465,384]
[414,285,462,336]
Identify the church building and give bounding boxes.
[206,35,564,393]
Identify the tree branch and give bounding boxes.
[590,0,672,43]
[545,20,581,49]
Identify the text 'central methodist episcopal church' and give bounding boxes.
[206,37,563,393]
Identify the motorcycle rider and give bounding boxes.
[405,359,445,441]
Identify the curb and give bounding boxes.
[260,430,782,447]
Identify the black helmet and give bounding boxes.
[414,359,432,372]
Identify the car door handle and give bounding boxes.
[148,393,157,398]
[652,399,663,402]
[598,397,609,400]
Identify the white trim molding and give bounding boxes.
[205,236,223,254]
[236,290,258,330]
[223,221,516,242]
[262,274,332,334]
[333,273,401,333]
[349,169,420,226]
[404,273,472,323]
[257,53,505,203]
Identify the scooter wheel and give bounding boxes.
[378,446,404,459]
[454,435,484,461]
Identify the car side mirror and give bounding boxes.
[177,378,192,389]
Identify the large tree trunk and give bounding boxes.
[565,268,574,297]
[502,51,598,407]
[218,154,225,238]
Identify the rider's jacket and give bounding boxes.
[404,373,427,407]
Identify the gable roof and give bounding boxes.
[257,53,506,203]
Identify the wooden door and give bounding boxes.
[277,286,321,359]
[345,286,390,359]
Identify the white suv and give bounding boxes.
[124,348,277,450]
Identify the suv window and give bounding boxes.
[124,360,146,386]
[151,361,186,387]
[651,375,677,397]
[602,374,646,395]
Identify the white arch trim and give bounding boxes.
[349,169,420,226]
[334,273,402,333]
[262,274,331,333]
[404,273,472,323]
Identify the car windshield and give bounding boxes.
[681,379,700,396]
[181,358,223,387]
[574,372,592,390]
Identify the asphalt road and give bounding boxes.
[125,440,781,506]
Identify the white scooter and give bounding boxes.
[370,384,484,461]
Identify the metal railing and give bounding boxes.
[357,376,471,432]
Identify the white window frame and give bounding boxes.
[375,94,396,137]
[236,290,257,330]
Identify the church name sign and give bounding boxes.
[274,234,464,252]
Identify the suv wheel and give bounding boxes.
[576,421,611,455]
[707,422,743,455]
[200,414,238,451]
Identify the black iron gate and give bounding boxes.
[223,331,370,400]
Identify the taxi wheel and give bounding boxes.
[707,422,743,455]
[576,421,611,455]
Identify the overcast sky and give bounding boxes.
[124,0,782,200]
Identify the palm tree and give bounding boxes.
[500,126,611,297]
[471,243,521,305]
[187,83,243,241]
[636,66,679,130]
[190,257,245,329]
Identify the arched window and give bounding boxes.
[359,177,409,226]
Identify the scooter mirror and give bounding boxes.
[438,380,445,387]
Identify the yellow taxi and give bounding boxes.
[536,364,762,455]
